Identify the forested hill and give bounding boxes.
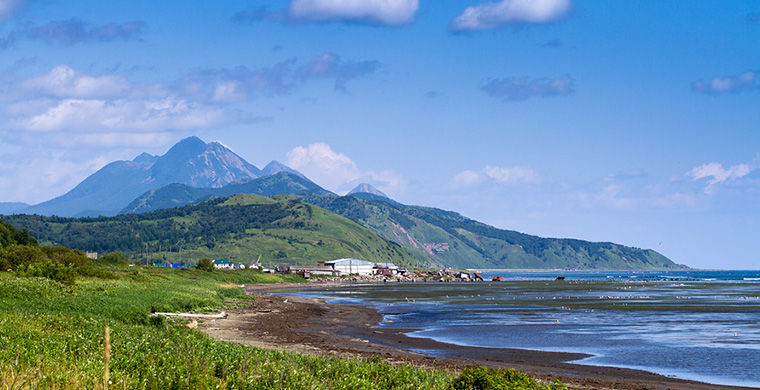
[0,218,37,247]
[4,194,421,267]
[304,195,686,270]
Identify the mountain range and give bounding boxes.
[2,137,686,269]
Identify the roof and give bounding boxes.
[324,258,374,267]
[213,259,233,264]
[375,263,398,269]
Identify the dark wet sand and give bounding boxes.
[198,283,754,390]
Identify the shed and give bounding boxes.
[324,258,374,275]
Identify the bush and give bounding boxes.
[99,252,129,265]
[451,367,567,390]
[196,258,214,272]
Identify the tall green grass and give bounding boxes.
[0,267,568,389]
[0,268,454,389]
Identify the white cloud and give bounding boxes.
[289,0,419,25]
[452,0,571,31]
[483,165,539,183]
[16,97,231,132]
[22,65,131,99]
[687,162,752,194]
[451,165,539,187]
[211,81,248,102]
[285,142,406,194]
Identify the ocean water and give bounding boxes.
[279,270,760,388]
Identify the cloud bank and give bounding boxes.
[452,0,571,31]
[481,75,574,101]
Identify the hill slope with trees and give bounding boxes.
[4,194,421,268]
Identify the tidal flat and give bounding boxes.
[280,270,760,388]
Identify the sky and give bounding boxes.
[1,0,759,269]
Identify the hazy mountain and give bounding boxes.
[0,202,30,215]
[121,172,331,214]
[347,183,388,198]
[261,160,305,178]
[22,137,262,217]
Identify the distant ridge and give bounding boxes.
[0,202,30,215]
[348,183,388,198]
[261,160,305,178]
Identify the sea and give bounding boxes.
[278,270,760,388]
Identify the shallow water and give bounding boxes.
[280,270,760,388]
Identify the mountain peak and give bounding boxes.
[166,136,207,156]
[261,160,305,178]
[25,135,262,217]
[132,152,157,163]
[348,183,388,198]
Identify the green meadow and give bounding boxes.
[0,266,569,389]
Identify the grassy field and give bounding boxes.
[0,266,567,389]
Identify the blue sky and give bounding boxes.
[1,0,759,269]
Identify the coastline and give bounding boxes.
[198,282,753,390]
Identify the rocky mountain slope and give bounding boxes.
[18,137,302,218]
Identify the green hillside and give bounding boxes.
[4,194,421,268]
[305,195,686,270]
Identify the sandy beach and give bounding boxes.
[195,282,754,390]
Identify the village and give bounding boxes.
[144,255,492,283]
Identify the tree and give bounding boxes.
[196,258,214,272]
[99,252,129,265]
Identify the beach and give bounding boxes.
[198,282,754,390]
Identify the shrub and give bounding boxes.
[196,258,214,272]
[99,252,129,265]
[451,367,567,390]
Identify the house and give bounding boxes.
[213,259,235,270]
[85,252,98,259]
[324,258,374,275]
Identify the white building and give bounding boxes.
[213,259,235,270]
[324,258,374,275]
